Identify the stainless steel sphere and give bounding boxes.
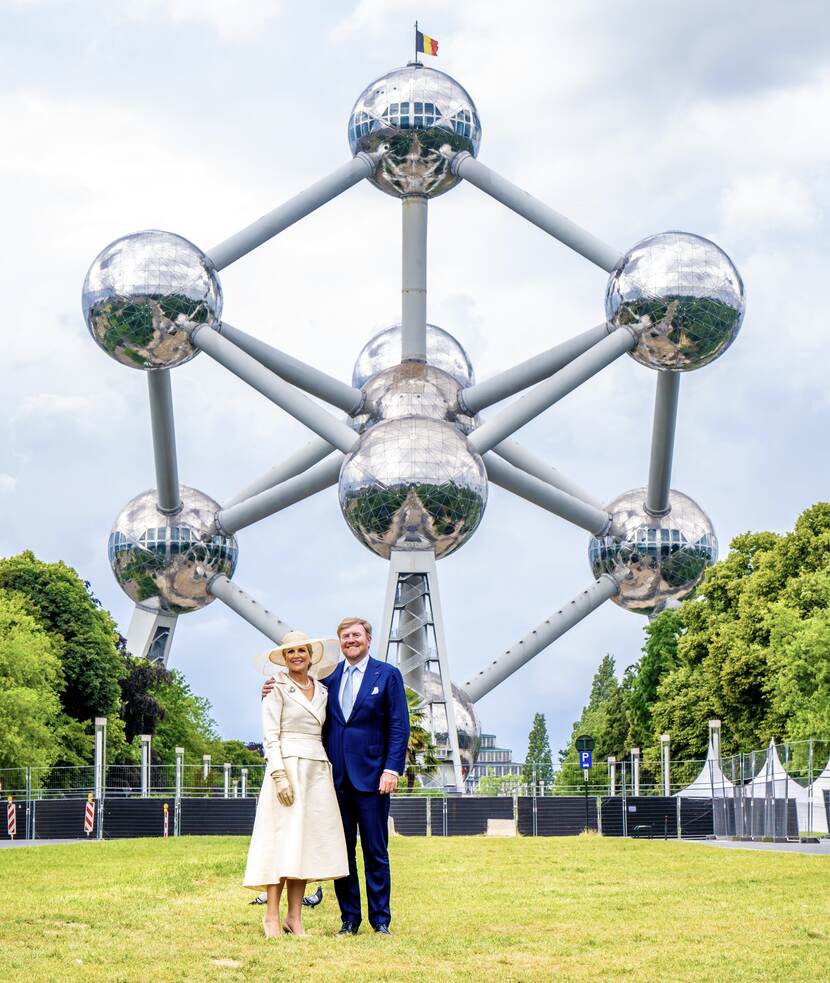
[349,64,481,198]
[108,486,238,614]
[351,362,477,435]
[588,488,717,614]
[352,323,475,390]
[605,231,744,371]
[338,417,487,560]
[422,671,481,774]
[83,230,222,370]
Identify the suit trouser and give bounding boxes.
[334,773,391,927]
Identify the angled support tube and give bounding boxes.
[484,453,611,536]
[223,437,335,509]
[645,371,680,516]
[190,325,359,454]
[207,575,293,644]
[401,195,428,362]
[492,438,604,511]
[460,323,609,414]
[452,153,623,272]
[216,454,342,535]
[207,154,376,271]
[218,322,363,413]
[462,575,619,703]
[469,326,638,454]
[147,370,181,514]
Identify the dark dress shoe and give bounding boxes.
[337,922,359,936]
[374,924,392,935]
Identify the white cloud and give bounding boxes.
[128,0,282,38]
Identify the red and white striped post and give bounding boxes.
[83,792,95,836]
[6,796,16,840]
[163,802,169,838]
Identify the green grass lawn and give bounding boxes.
[1,835,829,982]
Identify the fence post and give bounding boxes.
[660,734,671,796]
[94,717,107,840]
[442,795,448,837]
[175,747,184,836]
[426,795,431,836]
[241,769,248,798]
[513,792,518,836]
[676,794,682,840]
[223,763,231,799]
[25,767,31,841]
[608,756,616,796]
[596,796,602,835]
[203,754,211,782]
[621,761,628,837]
[140,735,151,797]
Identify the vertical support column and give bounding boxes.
[645,370,680,516]
[202,754,211,782]
[241,769,248,798]
[223,763,231,799]
[607,756,616,796]
[94,717,107,801]
[147,369,182,514]
[401,195,428,362]
[631,748,640,796]
[709,719,722,762]
[660,734,671,796]
[25,767,31,841]
[140,734,152,797]
[174,747,184,836]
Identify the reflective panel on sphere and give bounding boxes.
[605,231,744,371]
[109,487,237,614]
[588,488,717,614]
[339,417,487,560]
[83,230,222,370]
[351,362,477,434]
[422,671,481,773]
[352,323,474,389]
[349,64,481,197]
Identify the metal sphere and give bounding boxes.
[338,417,487,560]
[605,231,744,371]
[108,486,238,614]
[422,671,481,774]
[349,64,481,198]
[351,362,477,435]
[352,323,475,390]
[82,230,222,370]
[588,488,718,614]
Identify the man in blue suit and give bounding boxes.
[262,615,409,936]
[321,616,409,936]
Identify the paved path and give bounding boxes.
[686,838,830,856]
[0,838,95,849]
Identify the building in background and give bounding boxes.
[466,733,524,791]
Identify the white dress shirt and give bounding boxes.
[338,654,398,777]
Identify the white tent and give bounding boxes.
[745,740,828,835]
[676,741,734,798]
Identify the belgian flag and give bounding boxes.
[416,29,439,57]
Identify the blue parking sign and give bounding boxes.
[579,750,593,769]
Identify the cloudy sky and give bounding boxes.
[2,1,828,761]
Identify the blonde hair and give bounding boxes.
[336,617,372,639]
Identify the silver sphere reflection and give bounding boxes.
[422,671,481,774]
[349,64,481,197]
[588,488,717,614]
[351,362,477,435]
[352,323,475,389]
[605,231,744,371]
[108,486,238,614]
[339,417,487,560]
[83,230,222,370]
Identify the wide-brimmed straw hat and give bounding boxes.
[254,630,340,679]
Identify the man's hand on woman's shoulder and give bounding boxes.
[261,676,277,700]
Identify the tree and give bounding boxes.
[403,687,439,789]
[120,656,170,743]
[0,552,123,722]
[522,712,554,786]
[0,591,63,770]
[626,609,681,749]
[478,772,521,795]
[147,668,220,763]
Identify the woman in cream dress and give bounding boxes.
[243,631,347,937]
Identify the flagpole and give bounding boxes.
[414,20,419,65]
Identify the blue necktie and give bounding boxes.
[341,666,356,719]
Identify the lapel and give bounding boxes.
[347,656,382,724]
[327,661,346,725]
[278,674,325,726]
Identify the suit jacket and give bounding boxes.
[321,656,410,792]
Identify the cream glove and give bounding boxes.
[272,769,294,806]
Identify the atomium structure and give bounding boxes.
[84,62,744,789]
